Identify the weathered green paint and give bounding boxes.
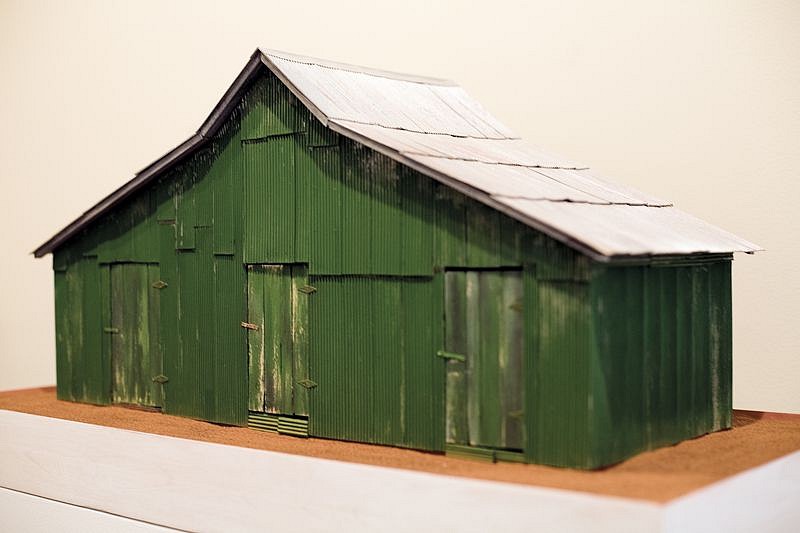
[51,67,735,468]
[54,257,108,405]
[444,270,524,451]
[246,265,266,412]
[246,264,309,415]
[110,263,162,407]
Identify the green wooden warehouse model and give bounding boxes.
[34,49,760,469]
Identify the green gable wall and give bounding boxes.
[51,68,733,467]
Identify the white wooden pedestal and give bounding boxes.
[0,410,797,532]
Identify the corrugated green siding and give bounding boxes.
[304,144,342,273]
[50,68,734,468]
[401,274,445,450]
[243,137,296,263]
[525,279,595,467]
[54,257,108,404]
[589,261,733,466]
[240,75,303,140]
[308,275,444,450]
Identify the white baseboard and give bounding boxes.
[0,409,796,532]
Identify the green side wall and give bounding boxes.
[51,67,733,467]
[587,260,733,467]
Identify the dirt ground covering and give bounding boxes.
[2,387,798,503]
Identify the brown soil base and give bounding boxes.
[2,387,799,503]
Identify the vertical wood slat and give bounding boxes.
[465,271,481,446]
[444,272,468,445]
[247,265,266,412]
[292,265,310,416]
[476,272,501,447]
[267,265,294,414]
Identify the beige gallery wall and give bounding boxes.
[1,1,798,413]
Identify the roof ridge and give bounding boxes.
[261,48,457,87]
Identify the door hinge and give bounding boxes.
[152,375,169,384]
[103,327,119,334]
[241,321,259,331]
[298,285,317,294]
[151,280,168,289]
[436,350,466,362]
[297,378,318,389]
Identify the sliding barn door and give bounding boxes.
[444,270,524,451]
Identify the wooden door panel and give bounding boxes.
[110,263,162,407]
[247,264,309,415]
[444,270,524,451]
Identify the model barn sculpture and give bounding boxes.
[34,49,760,468]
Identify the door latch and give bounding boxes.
[297,378,318,389]
[298,285,317,294]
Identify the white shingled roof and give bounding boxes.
[34,48,761,260]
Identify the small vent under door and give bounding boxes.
[248,411,309,438]
[445,444,525,464]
